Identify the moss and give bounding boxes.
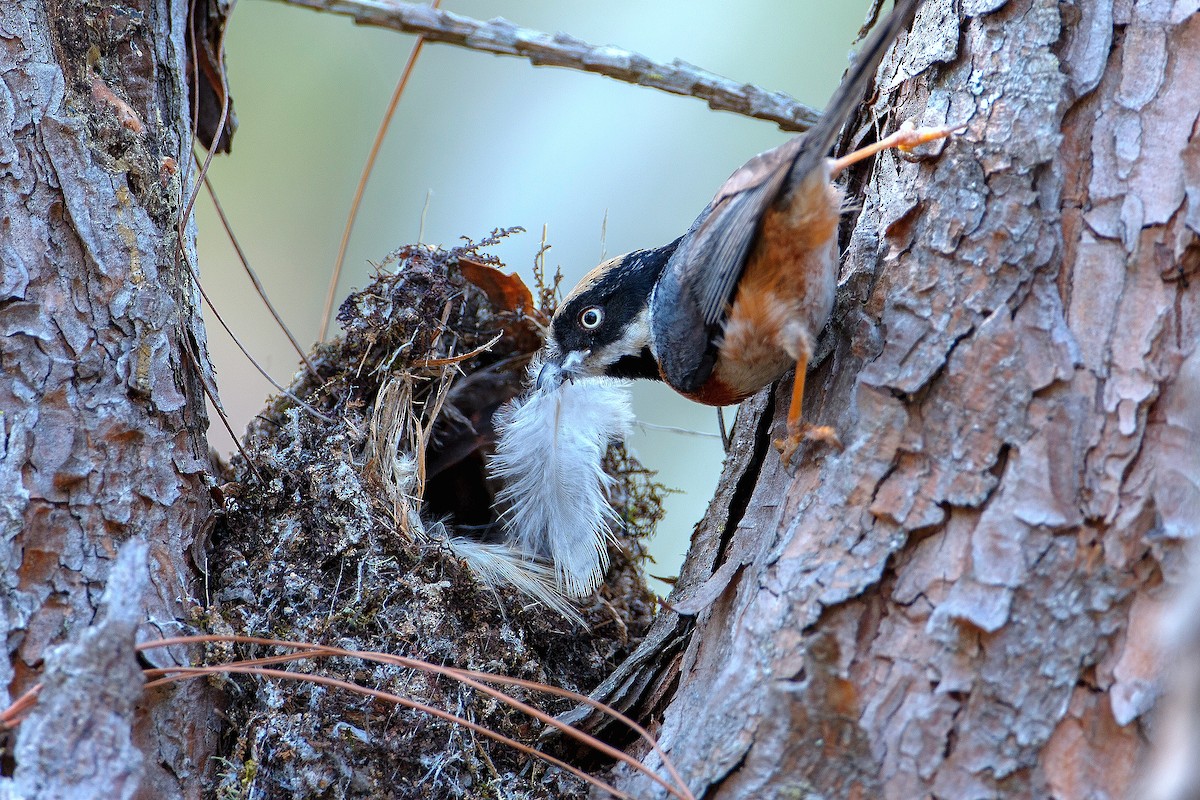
[208,233,664,799]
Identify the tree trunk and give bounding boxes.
[5,0,1198,797]
[1,1,219,797]
[608,0,1200,796]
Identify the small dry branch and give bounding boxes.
[273,0,820,132]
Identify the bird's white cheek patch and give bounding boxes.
[489,376,634,597]
[592,309,651,371]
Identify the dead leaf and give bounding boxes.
[458,258,540,320]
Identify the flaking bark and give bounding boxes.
[11,541,150,800]
[608,1,1200,797]
[1,1,220,797]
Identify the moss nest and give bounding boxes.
[206,231,665,799]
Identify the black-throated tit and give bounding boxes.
[536,0,958,463]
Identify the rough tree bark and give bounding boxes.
[596,0,1200,796]
[1,1,220,797]
[5,0,1198,798]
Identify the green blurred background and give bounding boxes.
[197,0,871,589]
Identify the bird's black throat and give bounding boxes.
[606,347,662,382]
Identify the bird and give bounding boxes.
[534,0,960,464]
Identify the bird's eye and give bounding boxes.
[579,307,604,330]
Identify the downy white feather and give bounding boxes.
[443,536,584,625]
[490,372,634,597]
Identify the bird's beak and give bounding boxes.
[536,359,565,392]
[535,350,587,392]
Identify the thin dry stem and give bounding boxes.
[137,635,695,800]
[175,5,266,475]
[414,331,502,367]
[202,173,319,378]
[184,267,334,424]
[318,0,443,342]
[148,663,641,800]
[273,0,819,132]
[2,634,695,798]
[415,364,455,493]
[175,31,333,430]
[0,683,42,729]
[364,359,457,531]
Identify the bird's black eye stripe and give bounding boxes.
[579,307,604,330]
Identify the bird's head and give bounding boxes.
[535,242,678,392]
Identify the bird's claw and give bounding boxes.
[894,119,968,153]
[774,423,842,465]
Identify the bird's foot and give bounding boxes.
[829,119,965,177]
[892,119,968,153]
[774,423,842,465]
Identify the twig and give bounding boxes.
[318,0,442,342]
[201,172,319,378]
[414,331,502,367]
[272,0,820,133]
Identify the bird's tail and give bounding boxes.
[787,0,922,186]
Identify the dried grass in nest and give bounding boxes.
[207,231,666,799]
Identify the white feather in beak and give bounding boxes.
[489,367,634,598]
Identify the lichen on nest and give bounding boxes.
[207,231,665,799]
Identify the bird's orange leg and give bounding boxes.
[829,120,965,178]
[774,352,841,464]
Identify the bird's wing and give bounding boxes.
[650,141,805,393]
[651,0,922,393]
[689,137,807,328]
